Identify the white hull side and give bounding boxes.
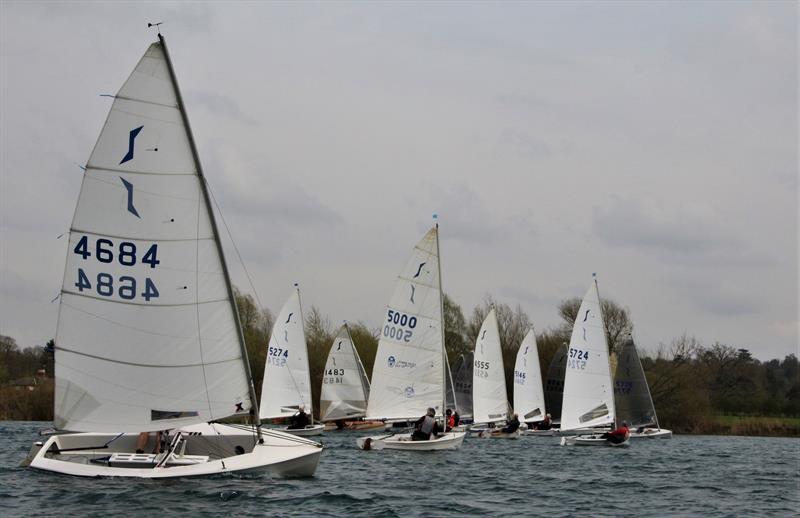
[560,434,630,447]
[273,424,325,436]
[630,428,672,439]
[28,426,322,478]
[356,432,466,451]
[522,429,556,437]
[478,430,521,439]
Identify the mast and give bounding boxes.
[593,273,615,429]
[158,34,262,440]
[295,283,313,424]
[434,218,447,424]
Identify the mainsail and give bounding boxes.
[259,288,313,420]
[544,343,567,421]
[472,309,509,424]
[366,227,445,420]
[614,339,658,429]
[453,352,474,419]
[560,278,616,431]
[513,329,546,423]
[319,324,371,422]
[54,41,253,433]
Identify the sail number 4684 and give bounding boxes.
[72,235,161,302]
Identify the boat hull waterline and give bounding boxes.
[356,432,466,451]
[28,425,322,478]
[559,434,630,447]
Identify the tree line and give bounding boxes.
[1,289,798,436]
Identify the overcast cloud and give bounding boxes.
[0,0,796,360]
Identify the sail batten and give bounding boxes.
[54,40,252,433]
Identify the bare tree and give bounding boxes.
[558,296,633,354]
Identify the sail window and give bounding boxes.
[151,410,199,421]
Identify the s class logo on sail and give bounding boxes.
[120,177,140,218]
[120,125,143,164]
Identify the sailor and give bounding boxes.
[535,413,552,430]
[412,407,440,441]
[602,421,630,444]
[500,413,520,434]
[445,409,455,431]
[135,431,163,454]
[288,404,311,430]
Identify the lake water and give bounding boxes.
[1,421,798,517]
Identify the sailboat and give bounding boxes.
[559,276,629,447]
[355,224,466,450]
[513,328,546,429]
[319,324,385,431]
[471,309,517,438]
[26,34,322,477]
[615,338,672,439]
[543,342,567,426]
[259,286,324,436]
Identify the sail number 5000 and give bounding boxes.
[384,309,417,343]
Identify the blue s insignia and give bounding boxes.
[120,125,143,164]
[120,177,140,218]
[413,262,426,278]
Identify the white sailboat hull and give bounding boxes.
[560,433,630,447]
[272,424,325,436]
[521,429,557,437]
[28,425,322,478]
[630,428,672,439]
[356,431,466,451]
[477,429,521,439]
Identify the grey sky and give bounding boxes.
[1,1,796,360]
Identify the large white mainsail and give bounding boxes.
[319,324,370,422]
[560,278,616,431]
[54,40,253,433]
[472,309,509,424]
[513,329,546,423]
[259,287,313,420]
[365,227,445,420]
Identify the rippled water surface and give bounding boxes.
[1,421,798,517]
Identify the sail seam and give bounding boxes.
[69,228,214,242]
[85,165,196,176]
[113,94,179,110]
[61,290,227,307]
[56,346,241,368]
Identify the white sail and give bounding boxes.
[366,227,444,420]
[560,279,616,431]
[259,288,312,419]
[513,329,546,423]
[54,42,252,433]
[472,309,509,424]
[319,325,370,422]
